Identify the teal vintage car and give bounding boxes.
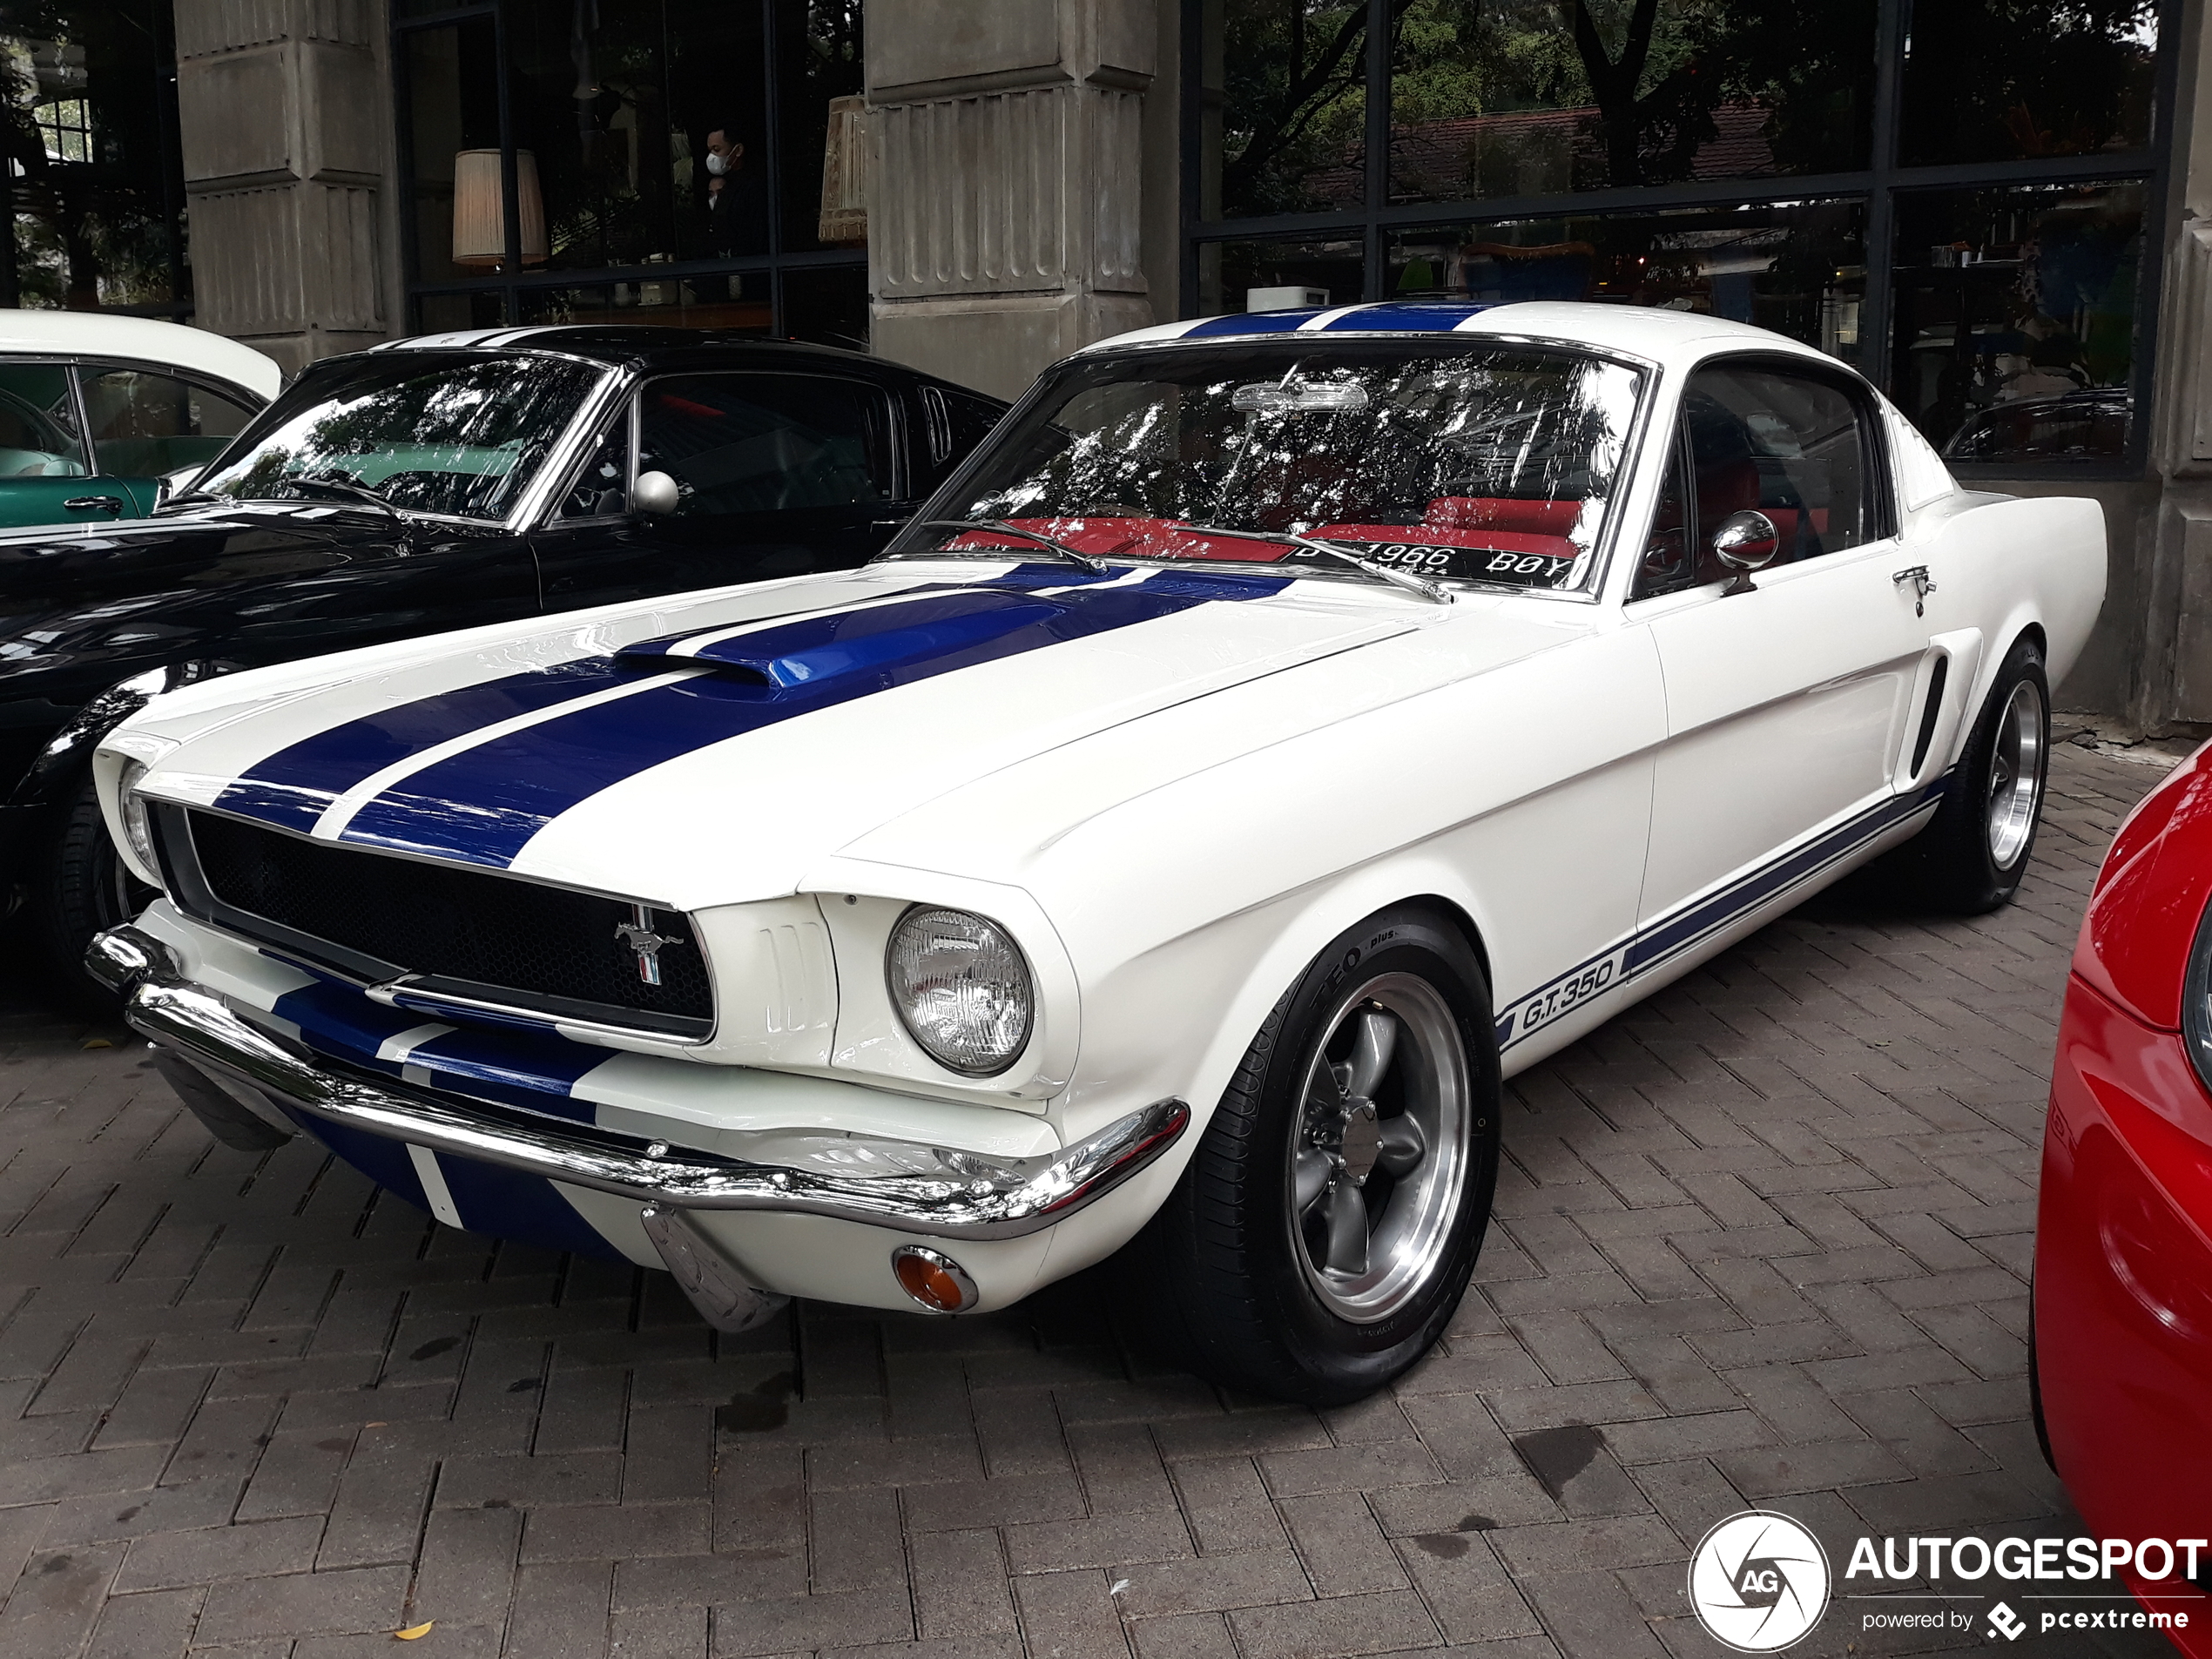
[0,310,281,528]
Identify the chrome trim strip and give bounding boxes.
[90,927,1187,1241]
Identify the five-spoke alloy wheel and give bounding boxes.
[1137,906,1501,1404]
[1289,974,1469,1324]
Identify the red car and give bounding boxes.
[2038,738,2212,1649]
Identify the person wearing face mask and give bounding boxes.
[704,125,767,258]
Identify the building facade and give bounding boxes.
[6,0,2210,729]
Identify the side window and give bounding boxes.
[1631,433,1696,600]
[0,363,84,476]
[81,368,258,478]
[917,384,1009,488]
[1683,365,1878,572]
[637,374,894,516]
[559,407,632,519]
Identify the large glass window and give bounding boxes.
[395,2,867,347]
[1186,0,2173,473]
[1900,0,2159,165]
[0,2,186,314]
[1386,199,1866,364]
[1386,0,1876,202]
[1889,181,2145,461]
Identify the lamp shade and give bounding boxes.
[452,148,548,267]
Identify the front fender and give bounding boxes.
[4,660,239,822]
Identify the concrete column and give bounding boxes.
[866,0,1157,400]
[172,0,401,373]
[2142,0,2212,728]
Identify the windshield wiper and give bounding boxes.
[1171,523,1453,605]
[287,474,408,527]
[916,518,1109,577]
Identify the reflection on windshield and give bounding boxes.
[197,356,602,521]
[903,344,1643,590]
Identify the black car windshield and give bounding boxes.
[195,353,603,520]
[892,341,1645,591]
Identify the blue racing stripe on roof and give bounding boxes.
[214,658,631,835]
[1318,301,1500,331]
[1177,301,1502,341]
[1181,310,1329,337]
[338,564,1291,868]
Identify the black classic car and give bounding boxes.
[0,324,1007,1004]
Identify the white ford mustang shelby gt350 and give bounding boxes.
[86,301,2102,1402]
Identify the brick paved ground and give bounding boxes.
[0,745,2192,1659]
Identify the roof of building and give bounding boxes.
[0,309,283,401]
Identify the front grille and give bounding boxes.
[171,808,713,1037]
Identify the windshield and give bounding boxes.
[893,342,1645,591]
[194,353,604,520]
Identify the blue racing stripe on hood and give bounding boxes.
[339,563,1291,868]
[215,658,631,834]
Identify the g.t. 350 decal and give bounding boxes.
[1502,949,1624,1044]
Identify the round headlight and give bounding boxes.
[886,907,1034,1076]
[116,759,160,880]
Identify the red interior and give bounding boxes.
[941,505,1582,565]
[1696,460,1831,544]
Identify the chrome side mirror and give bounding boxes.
[631,469,681,516]
[1711,509,1779,594]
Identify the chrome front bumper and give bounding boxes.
[88,925,1188,1243]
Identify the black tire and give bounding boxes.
[1134,906,1502,1405]
[27,773,157,1017]
[1886,636,2050,914]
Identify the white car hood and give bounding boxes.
[129,559,1476,907]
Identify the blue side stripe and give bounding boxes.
[1495,775,1951,1050]
[215,659,630,834]
[339,564,1290,869]
[1624,779,1944,974]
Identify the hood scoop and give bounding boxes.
[617,590,1071,691]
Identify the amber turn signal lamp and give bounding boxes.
[892,1245,978,1313]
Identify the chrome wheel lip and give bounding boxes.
[1285,971,1469,1325]
[1986,678,2046,870]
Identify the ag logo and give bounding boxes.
[1687,1510,1831,1651]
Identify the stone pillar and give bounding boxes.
[866,0,1157,400]
[2144,0,2212,728]
[172,0,401,374]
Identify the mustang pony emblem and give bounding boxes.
[615,905,685,987]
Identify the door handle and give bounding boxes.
[65,495,126,516]
[1892,565,1936,617]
